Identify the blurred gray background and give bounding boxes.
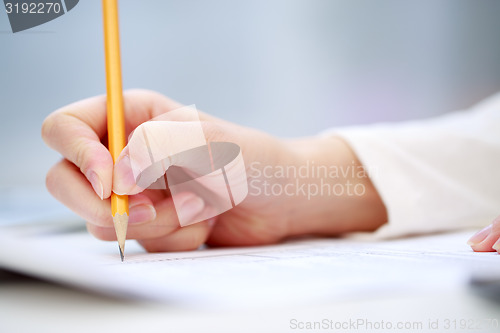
[1,0,500,188]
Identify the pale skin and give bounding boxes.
[41,89,500,253]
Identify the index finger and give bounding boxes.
[41,89,184,198]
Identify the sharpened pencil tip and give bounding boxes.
[113,213,128,262]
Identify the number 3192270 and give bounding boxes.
[5,2,61,14]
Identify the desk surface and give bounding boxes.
[1,274,499,333]
[1,219,500,333]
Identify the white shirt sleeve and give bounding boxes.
[321,93,500,239]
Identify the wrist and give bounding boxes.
[282,135,387,237]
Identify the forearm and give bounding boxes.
[283,136,387,237]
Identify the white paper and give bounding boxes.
[1,220,499,309]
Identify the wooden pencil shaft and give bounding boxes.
[102,0,128,217]
[103,0,125,164]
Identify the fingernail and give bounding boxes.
[113,155,136,195]
[129,203,156,224]
[493,239,500,251]
[467,226,490,246]
[87,170,104,200]
[176,195,205,225]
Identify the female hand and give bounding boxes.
[42,90,386,252]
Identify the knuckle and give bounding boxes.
[41,113,57,145]
[124,88,155,97]
[74,139,107,175]
[45,161,64,198]
[73,139,89,173]
[124,89,163,106]
[45,165,58,196]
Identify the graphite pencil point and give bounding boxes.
[119,245,124,262]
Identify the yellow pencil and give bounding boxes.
[102,0,128,261]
